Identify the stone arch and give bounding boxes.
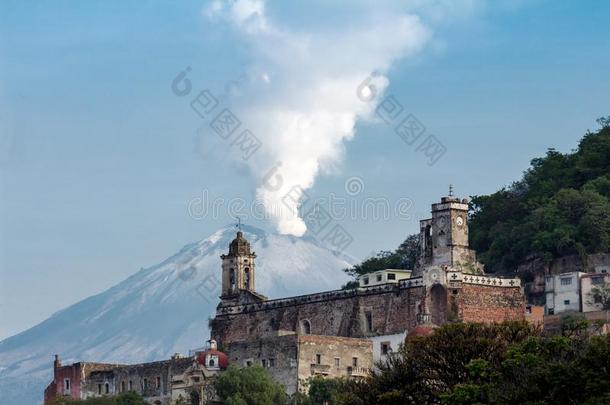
[425,225,432,257]
[300,319,311,335]
[190,390,200,405]
[429,284,448,325]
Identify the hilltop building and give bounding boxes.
[44,194,527,403]
[211,195,525,395]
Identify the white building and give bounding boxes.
[358,269,412,287]
[369,331,407,365]
[545,272,586,314]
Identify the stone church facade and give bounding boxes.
[211,195,525,394]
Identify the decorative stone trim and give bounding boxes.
[449,271,521,287]
[216,277,425,316]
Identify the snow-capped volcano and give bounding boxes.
[0,225,355,405]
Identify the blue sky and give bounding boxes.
[1,0,609,340]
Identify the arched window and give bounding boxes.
[244,268,250,289]
[209,358,215,367]
[190,390,200,405]
[229,269,236,291]
[301,320,311,335]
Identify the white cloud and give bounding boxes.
[204,0,431,236]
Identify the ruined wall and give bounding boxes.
[225,335,373,396]
[296,335,373,392]
[44,362,120,403]
[80,358,193,405]
[457,283,525,323]
[226,335,300,395]
[212,283,426,346]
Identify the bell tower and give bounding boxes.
[220,231,257,298]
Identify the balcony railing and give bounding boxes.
[347,366,368,377]
[310,364,331,374]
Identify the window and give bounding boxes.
[352,357,358,367]
[592,276,604,285]
[564,299,570,305]
[143,378,148,390]
[363,277,369,285]
[316,354,321,365]
[334,358,340,367]
[192,376,200,383]
[387,273,396,280]
[269,358,275,367]
[595,295,603,304]
[64,379,70,392]
[560,277,572,286]
[156,376,161,388]
[229,269,236,291]
[121,381,125,393]
[381,342,390,355]
[376,274,382,282]
[105,383,109,394]
[246,360,252,367]
[244,268,250,288]
[128,380,133,391]
[262,359,267,368]
[98,384,102,395]
[365,312,373,332]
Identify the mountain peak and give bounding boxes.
[0,226,356,405]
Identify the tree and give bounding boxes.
[587,281,610,310]
[470,123,610,273]
[214,365,286,405]
[342,234,420,288]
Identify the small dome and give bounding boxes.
[196,349,229,370]
[229,231,251,256]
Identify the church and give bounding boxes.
[211,194,525,395]
[43,194,526,402]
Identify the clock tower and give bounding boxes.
[418,193,480,272]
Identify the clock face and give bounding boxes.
[456,216,464,227]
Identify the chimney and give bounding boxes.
[54,354,61,369]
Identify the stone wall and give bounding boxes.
[212,282,426,345]
[225,334,373,396]
[226,335,300,394]
[296,334,373,391]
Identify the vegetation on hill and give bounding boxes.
[295,320,610,404]
[470,117,610,272]
[341,234,419,289]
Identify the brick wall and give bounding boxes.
[457,284,525,323]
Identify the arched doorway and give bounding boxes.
[300,319,311,334]
[429,285,448,325]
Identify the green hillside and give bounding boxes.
[470,117,610,272]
